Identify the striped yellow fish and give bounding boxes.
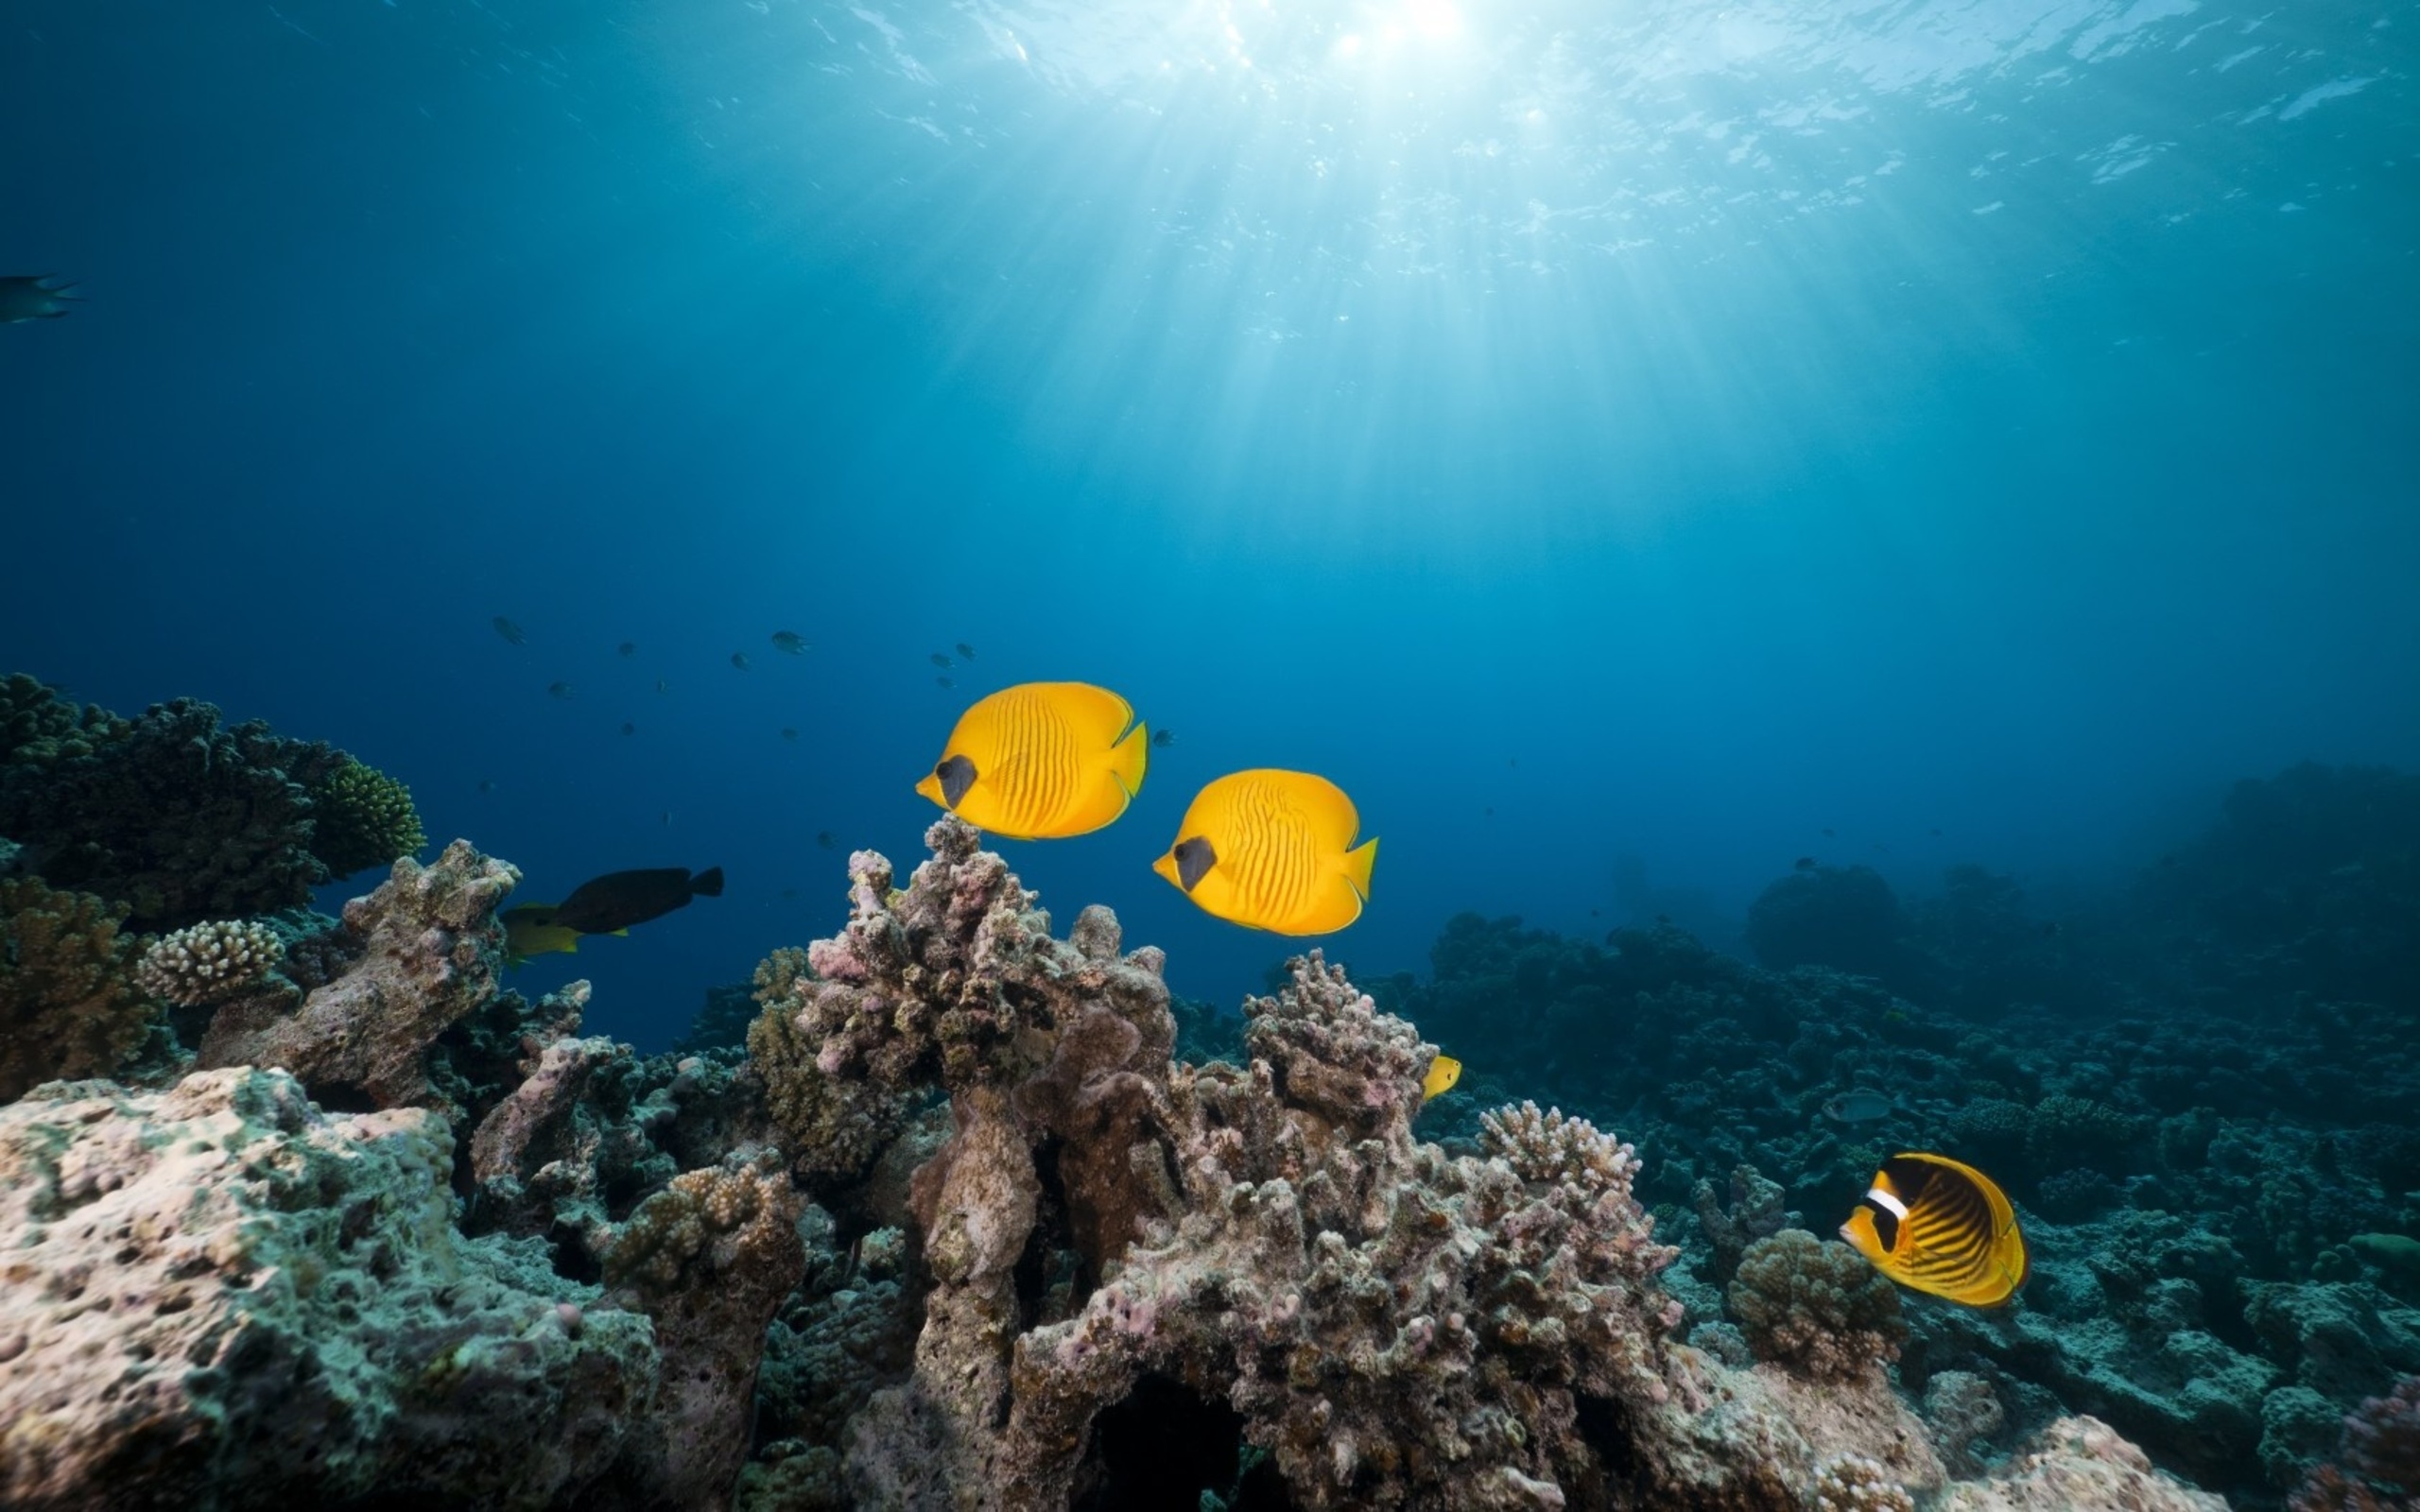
[1151,769,1377,936]
[1839,1151,2029,1308]
[915,682,1149,840]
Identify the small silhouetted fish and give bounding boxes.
[781,887,799,900]
[778,727,799,741]
[956,643,977,660]
[1928,828,1943,837]
[772,630,808,655]
[1822,827,1837,838]
[1795,856,1817,871]
[930,652,953,668]
[936,675,954,688]
[1590,907,1601,918]
[551,866,725,934]
[731,653,751,671]
[493,616,527,644]
[1824,1091,1896,1124]
[2041,921,2062,936]
[618,642,637,657]
[548,681,574,699]
[816,831,836,849]
[662,811,673,826]
[477,779,495,793]
[621,722,636,736]
[1509,758,1518,767]
[655,679,670,695]
[1484,806,1495,816]
[1152,729,1175,748]
[1655,913,1672,926]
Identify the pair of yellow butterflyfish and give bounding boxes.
[913,680,1377,938]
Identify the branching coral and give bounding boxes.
[1728,1228,1909,1380]
[304,756,426,877]
[133,918,285,1006]
[1,876,165,1102]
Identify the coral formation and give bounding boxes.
[132,917,285,1005]
[303,754,426,877]
[748,945,912,1185]
[0,1068,657,1508]
[0,678,420,930]
[2291,1375,2420,1511]
[1811,1453,1917,1512]
[196,839,517,1111]
[1936,1417,2229,1510]
[1727,1228,1909,1380]
[0,875,165,1102]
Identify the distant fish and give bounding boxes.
[771,630,808,655]
[930,652,953,668]
[662,810,672,826]
[781,728,799,741]
[1795,856,1817,871]
[918,681,1148,839]
[1154,769,1375,936]
[477,779,495,793]
[548,681,574,699]
[1928,828,1943,837]
[618,642,637,657]
[1841,1152,2028,1308]
[621,722,636,736]
[781,886,799,900]
[0,274,82,322]
[955,643,977,660]
[1423,1053,1462,1101]
[816,831,836,849]
[655,679,671,695]
[550,866,725,935]
[1823,1091,1896,1124]
[493,616,527,645]
[1152,729,1175,748]
[2040,921,2062,937]
[1822,827,1837,838]
[731,652,752,671]
[936,676,955,688]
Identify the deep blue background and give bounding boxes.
[4,0,2413,1047]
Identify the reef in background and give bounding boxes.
[1,687,2410,1508]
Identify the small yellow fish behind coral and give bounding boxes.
[1423,1053,1462,1101]
[1152,769,1376,936]
[915,681,1149,840]
[501,903,624,966]
[1839,1151,2028,1308]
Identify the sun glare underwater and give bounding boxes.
[1,0,2416,1506]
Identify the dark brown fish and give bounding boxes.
[550,866,725,934]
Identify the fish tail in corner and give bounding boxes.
[1111,720,1150,798]
[691,866,726,897]
[1344,836,1378,899]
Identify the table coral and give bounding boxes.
[0,1067,657,1509]
[0,875,165,1102]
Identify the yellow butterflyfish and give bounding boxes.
[915,682,1149,840]
[1839,1152,2029,1308]
[1423,1054,1462,1101]
[1151,769,1377,936]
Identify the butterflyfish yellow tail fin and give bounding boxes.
[1110,720,1150,799]
[1344,836,1379,900]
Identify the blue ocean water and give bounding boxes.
[2,0,2412,1050]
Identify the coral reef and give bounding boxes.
[132,917,285,1005]
[304,754,427,877]
[0,875,166,1102]
[196,839,516,1112]
[0,1068,657,1508]
[1810,1453,1916,1512]
[1936,1417,2229,1510]
[1728,1228,1909,1380]
[748,946,913,1185]
[0,678,420,931]
[2291,1376,2420,1511]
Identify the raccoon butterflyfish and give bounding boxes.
[501,903,623,966]
[915,681,1148,840]
[1423,1054,1462,1101]
[548,866,725,935]
[771,630,808,655]
[1839,1152,2028,1308]
[1151,769,1377,936]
